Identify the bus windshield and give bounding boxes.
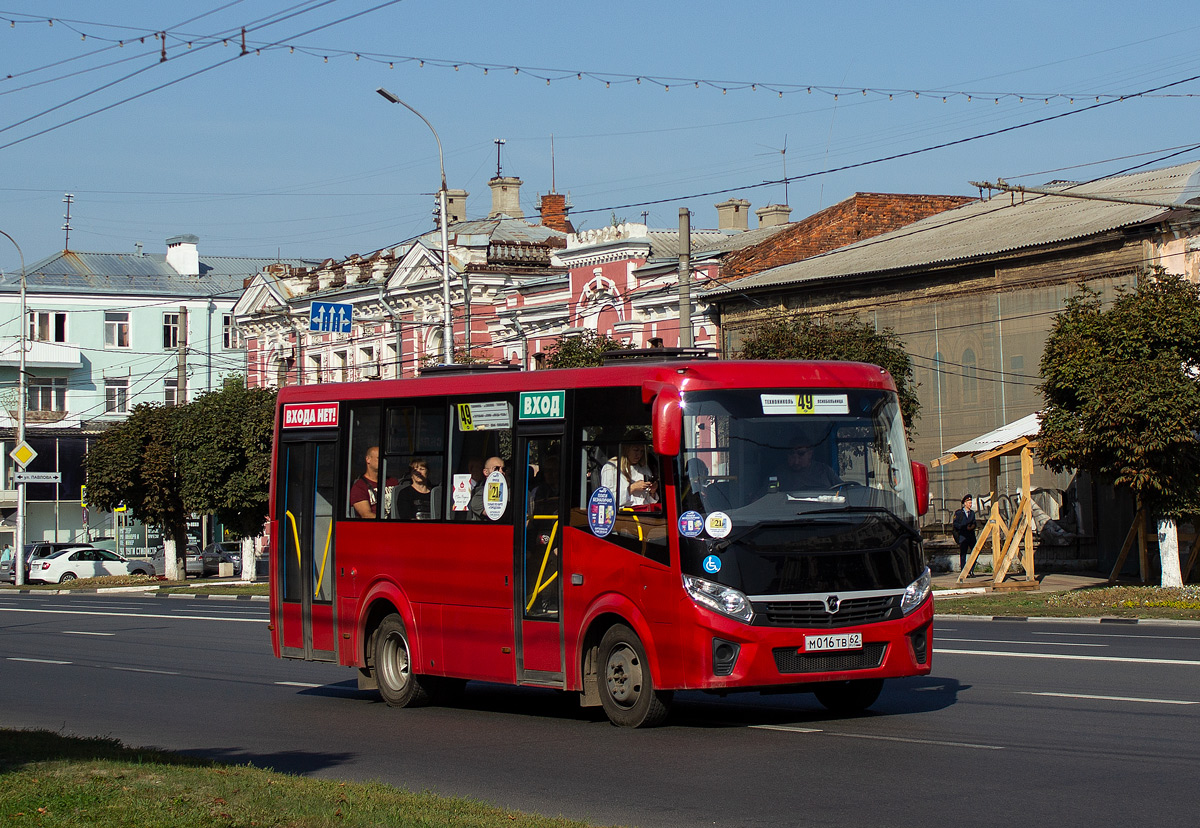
[677,388,922,595]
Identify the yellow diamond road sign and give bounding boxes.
[10,441,37,468]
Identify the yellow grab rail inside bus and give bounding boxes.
[314,518,332,599]
[525,515,559,612]
[285,510,302,575]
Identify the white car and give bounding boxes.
[27,547,157,584]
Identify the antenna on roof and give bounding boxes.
[550,133,556,193]
[494,138,506,178]
[62,193,74,251]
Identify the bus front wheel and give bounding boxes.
[813,678,883,714]
[374,615,431,708]
[597,624,672,727]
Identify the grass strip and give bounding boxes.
[935,585,1200,620]
[0,729,611,828]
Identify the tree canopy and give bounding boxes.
[542,330,631,369]
[1038,271,1200,518]
[737,314,920,435]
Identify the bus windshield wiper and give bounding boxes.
[795,506,921,540]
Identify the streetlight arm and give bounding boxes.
[376,88,446,188]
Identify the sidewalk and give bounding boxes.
[932,570,1111,595]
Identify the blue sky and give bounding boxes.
[2,1,1199,271]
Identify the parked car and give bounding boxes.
[26,547,156,584]
[201,542,242,576]
[0,548,13,584]
[183,544,204,577]
[4,542,95,582]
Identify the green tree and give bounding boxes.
[1039,270,1200,586]
[85,404,189,579]
[543,330,632,369]
[178,377,277,581]
[737,314,920,436]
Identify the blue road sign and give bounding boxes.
[309,301,353,334]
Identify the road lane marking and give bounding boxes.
[751,724,823,733]
[64,630,115,636]
[936,648,1200,666]
[276,681,322,688]
[827,732,1005,750]
[0,607,264,623]
[1019,691,1197,705]
[938,637,1106,647]
[111,667,180,676]
[1031,631,1200,642]
[7,657,70,665]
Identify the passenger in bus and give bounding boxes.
[393,457,433,520]
[470,456,512,521]
[529,449,561,513]
[350,446,399,518]
[601,434,659,508]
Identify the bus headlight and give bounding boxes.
[683,575,754,624]
[900,567,932,615]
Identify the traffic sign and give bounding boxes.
[309,301,353,334]
[14,471,61,484]
[9,440,37,467]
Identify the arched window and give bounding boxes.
[962,348,978,402]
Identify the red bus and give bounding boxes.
[269,356,933,727]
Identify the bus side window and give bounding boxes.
[447,397,514,523]
[346,406,382,519]
[383,402,446,521]
[573,388,668,565]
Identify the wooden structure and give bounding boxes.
[1108,508,1200,583]
[932,413,1040,591]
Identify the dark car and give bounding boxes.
[201,542,242,576]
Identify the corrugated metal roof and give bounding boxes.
[647,229,728,259]
[1,250,318,298]
[944,412,1041,456]
[708,162,1200,296]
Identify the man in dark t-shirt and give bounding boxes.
[350,446,398,518]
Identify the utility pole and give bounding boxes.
[62,193,74,251]
[177,305,188,405]
[1,230,28,584]
[677,208,693,348]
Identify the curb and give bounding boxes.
[934,613,1200,627]
[149,592,268,602]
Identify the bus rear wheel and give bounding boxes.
[813,678,883,714]
[598,624,672,728]
[373,615,431,708]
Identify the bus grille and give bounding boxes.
[773,643,887,674]
[759,595,899,628]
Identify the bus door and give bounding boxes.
[515,428,565,684]
[277,437,338,662]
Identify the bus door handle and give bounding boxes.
[570,573,584,585]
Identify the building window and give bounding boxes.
[27,378,66,412]
[105,378,129,414]
[105,312,130,348]
[29,311,67,343]
[163,313,180,350]
[223,314,242,349]
[164,377,179,407]
[962,348,978,403]
[333,350,348,383]
[308,353,322,384]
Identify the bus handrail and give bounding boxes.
[525,516,559,612]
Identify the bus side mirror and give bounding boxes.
[651,386,682,457]
[911,461,929,516]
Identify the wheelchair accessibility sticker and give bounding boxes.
[702,555,722,574]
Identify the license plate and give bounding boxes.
[802,632,862,652]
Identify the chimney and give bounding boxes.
[538,192,573,232]
[445,189,468,224]
[756,204,792,228]
[715,198,751,231]
[488,176,524,218]
[165,234,200,276]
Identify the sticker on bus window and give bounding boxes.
[456,400,512,432]
[483,470,509,520]
[679,510,704,537]
[760,393,849,415]
[588,487,616,537]
[452,474,474,512]
[702,554,722,574]
[705,511,732,539]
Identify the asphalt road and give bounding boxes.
[2,592,1199,828]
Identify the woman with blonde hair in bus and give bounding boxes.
[601,430,659,508]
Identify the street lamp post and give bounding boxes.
[1,229,27,586]
[376,88,454,364]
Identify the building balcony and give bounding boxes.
[0,338,83,369]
